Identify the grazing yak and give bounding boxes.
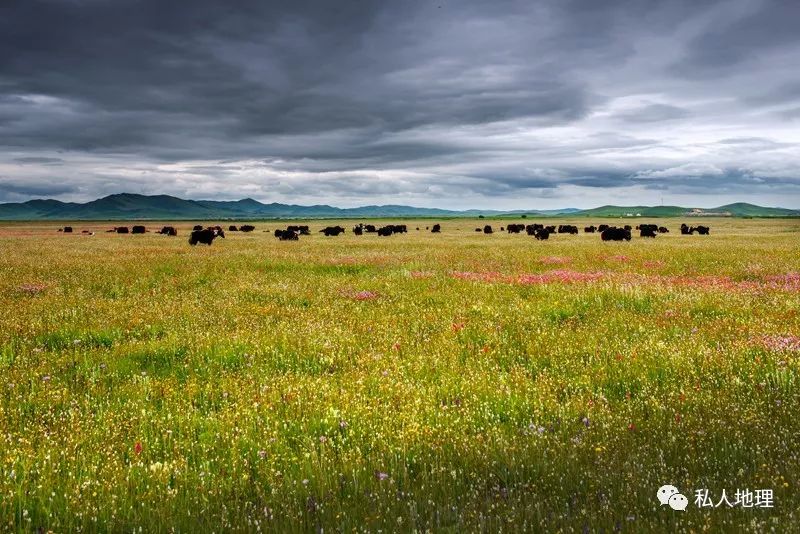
[695,225,710,235]
[115,226,129,234]
[640,227,658,238]
[681,223,710,235]
[228,225,239,231]
[132,225,146,234]
[534,228,550,240]
[431,223,441,233]
[598,224,610,232]
[601,227,632,241]
[274,229,299,240]
[353,225,363,235]
[376,224,407,236]
[558,225,578,235]
[158,226,178,236]
[638,224,658,238]
[286,225,310,235]
[584,225,597,233]
[658,226,669,233]
[483,225,493,234]
[60,226,73,233]
[507,224,525,234]
[320,226,345,236]
[525,224,542,235]
[189,227,224,246]
[240,225,256,232]
[364,225,377,233]
[192,225,203,231]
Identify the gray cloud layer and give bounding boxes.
[0,0,799,208]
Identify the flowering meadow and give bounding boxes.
[0,218,798,532]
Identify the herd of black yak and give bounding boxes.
[58,221,710,246]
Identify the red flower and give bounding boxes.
[451,322,465,333]
[134,441,143,455]
[628,423,636,431]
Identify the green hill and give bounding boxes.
[0,194,797,220]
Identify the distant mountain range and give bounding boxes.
[0,194,796,220]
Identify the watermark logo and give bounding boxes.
[657,485,688,511]
[658,485,775,511]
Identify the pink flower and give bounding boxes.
[757,334,800,353]
[353,290,378,301]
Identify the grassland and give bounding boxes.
[0,218,798,532]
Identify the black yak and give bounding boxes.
[240,225,256,232]
[131,225,146,234]
[353,225,363,235]
[601,227,631,241]
[228,225,239,231]
[640,227,658,238]
[193,225,203,231]
[274,229,299,240]
[507,224,525,234]
[61,226,73,233]
[115,226,129,234]
[159,226,177,236]
[534,228,550,240]
[287,225,310,235]
[320,226,345,236]
[189,227,223,245]
[584,225,597,233]
[483,225,493,234]
[558,225,578,234]
[431,223,441,233]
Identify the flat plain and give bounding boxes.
[0,218,798,532]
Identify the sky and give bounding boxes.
[1,0,799,210]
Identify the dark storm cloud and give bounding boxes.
[0,179,77,201]
[0,0,798,208]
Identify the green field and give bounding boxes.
[1,218,798,532]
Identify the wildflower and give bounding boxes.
[581,417,590,427]
[258,450,267,459]
[339,420,348,430]
[72,339,81,345]
[375,471,389,481]
[41,375,51,382]
[319,435,327,444]
[353,290,378,301]
[451,322,465,333]
[628,423,636,431]
[134,441,143,455]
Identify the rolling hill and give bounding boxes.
[0,194,796,220]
